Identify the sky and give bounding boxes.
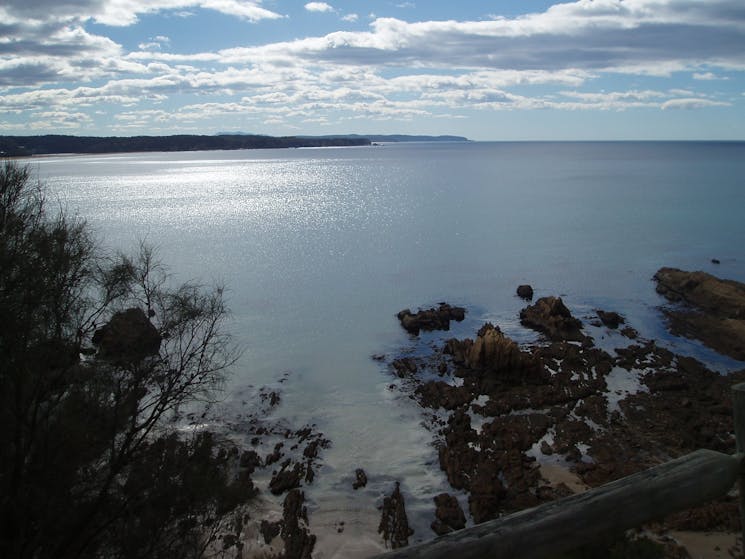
[1,0,745,141]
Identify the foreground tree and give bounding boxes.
[0,161,251,559]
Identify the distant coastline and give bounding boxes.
[0,134,370,157]
[0,133,470,157]
[296,133,471,143]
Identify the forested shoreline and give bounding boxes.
[0,134,371,156]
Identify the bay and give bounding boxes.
[32,141,745,548]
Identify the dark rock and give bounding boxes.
[654,267,745,360]
[463,323,545,384]
[260,520,281,544]
[303,439,321,460]
[519,296,584,341]
[269,462,303,495]
[516,285,534,300]
[596,310,624,329]
[281,489,316,559]
[92,307,161,363]
[378,482,414,549]
[431,493,466,535]
[353,468,368,490]
[468,461,507,524]
[712,258,721,265]
[239,450,261,475]
[392,357,418,377]
[265,442,284,466]
[384,275,745,547]
[397,304,466,335]
[620,326,638,339]
[654,267,745,318]
[415,381,471,410]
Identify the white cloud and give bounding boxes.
[305,2,334,13]
[0,0,283,26]
[138,2,744,76]
[693,71,729,81]
[661,98,730,110]
[1,0,743,134]
[138,35,171,51]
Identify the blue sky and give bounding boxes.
[1,0,744,140]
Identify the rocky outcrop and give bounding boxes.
[383,278,745,552]
[397,304,466,335]
[654,268,745,316]
[281,489,316,559]
[378,482,414,549]
[92,307,161,363]
[519,296,584,341]
[269,460,303,495]
[466,323,544,381]
[415,380,471,410]
[654,267,745,360]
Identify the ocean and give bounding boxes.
[32,141,745,551]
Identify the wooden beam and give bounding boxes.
[732,382,745,547]
[371,449,741,559]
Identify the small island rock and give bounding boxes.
[516,285,534,300]
[397,303,466,335]
[519,296,584,341]
[92,307,161,363]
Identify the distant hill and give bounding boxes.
[0,134,370,156]
[220,132,471,143]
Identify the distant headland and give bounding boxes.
[297,134,470,143]
[0,133,470,157]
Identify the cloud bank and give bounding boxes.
[1,0,743,135]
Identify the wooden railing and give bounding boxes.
[371,383,745,559]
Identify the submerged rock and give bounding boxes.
[519,296,584,341]
[397,303,466,335]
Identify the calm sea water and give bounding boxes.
[32,141,745,547]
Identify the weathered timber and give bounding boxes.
[733,383,745,547]
[371,449,742,559]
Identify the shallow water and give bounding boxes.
[33,141,745,547]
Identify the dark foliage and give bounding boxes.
[0,161,248,559]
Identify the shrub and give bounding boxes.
[0,161,248,559]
